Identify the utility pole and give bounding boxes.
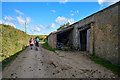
[25,22,27,33]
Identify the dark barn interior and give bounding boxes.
[57,27,73,48]
[80,30,87,51]
[79,24,91,51]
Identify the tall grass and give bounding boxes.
[42,42,56,52]
[90,56,120,75]
[1,24,30,61]
[1,46,28,69]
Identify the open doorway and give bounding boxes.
[80,30,87,51]
[79,24,91,51]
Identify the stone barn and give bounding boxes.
[47,31,57,49]
[47,1,120,65]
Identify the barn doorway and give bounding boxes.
[79,24,91,51]
[80,30,87,51]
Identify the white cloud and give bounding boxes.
[59,0,68,4]
[55,16,74,24]
[31,25,41,32]
[17,16,25,25]
[68,18,74,24]
[3,21,16,28]
[31,25,34,32]
[97,0,119,5]
[15,9,24,15]
[70,10,79,16]
[0,20,2,24]
[71,14,74,16]
[26,17,31,23]
[26,25,28,28]
[35,27,41,31]
[55,16,68,24]
[39,25,45,29]
[76,10,79,13]
[4,16,14,21]
[51,10,56,13]
[51,23,56,28]
[98,0,104,4]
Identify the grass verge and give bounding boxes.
[42,42,56,52]
[90,56,120,75]
[1,46,28,70]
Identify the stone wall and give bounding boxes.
[73,3,119,64]
[93,5,118,64]
[47,2,119,65]
[48,33,57,49]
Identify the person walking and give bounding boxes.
[35,37,39,51]
[29,38,34,49]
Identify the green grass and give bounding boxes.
[1,46,28,70]
[62,47,71,51]
[90,56,120,75]
[1,24,30,61]
[42,43,56,52]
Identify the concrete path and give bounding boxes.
[2,43,117,78]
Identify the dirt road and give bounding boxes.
[2,43,117,78]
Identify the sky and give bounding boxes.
[1,0,120,35]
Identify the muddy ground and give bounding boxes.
[2,43,117,78]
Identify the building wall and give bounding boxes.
[48,34,57,48]
[73,4,119,64]
[47,2,119,65]
[67,29,74,48]
[93,5,118,64]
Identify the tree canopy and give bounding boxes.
[57,22,70,31]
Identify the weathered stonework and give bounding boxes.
[48,33,57,48]
[48,2,119,65]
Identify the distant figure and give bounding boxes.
[35,37,39,51]
[29,38,34,49]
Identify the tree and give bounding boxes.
[57,22,70,31]
[66,22,70,27]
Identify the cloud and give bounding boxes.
[4,16,14,21]
[55,16,74,24]
[26,17,31,23]
[31,25,41,32]
[55,16,68,24]
[51,23,56,28]
[68,18,74,24]
[35,27,41,31]
[3,21,16,28]
[31,25,34,32]
[75,10,79,13]
[15,9,24,15]
[98,0,104,4]
[59,0,68,4]
[51,10,56,13]
[97,0,119,5]
[26,25,28,28]
[17,16,25,25]
[70,10,79,16]
[39,25,46,29]
[0,20,2,24]
[71,14,74,16]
